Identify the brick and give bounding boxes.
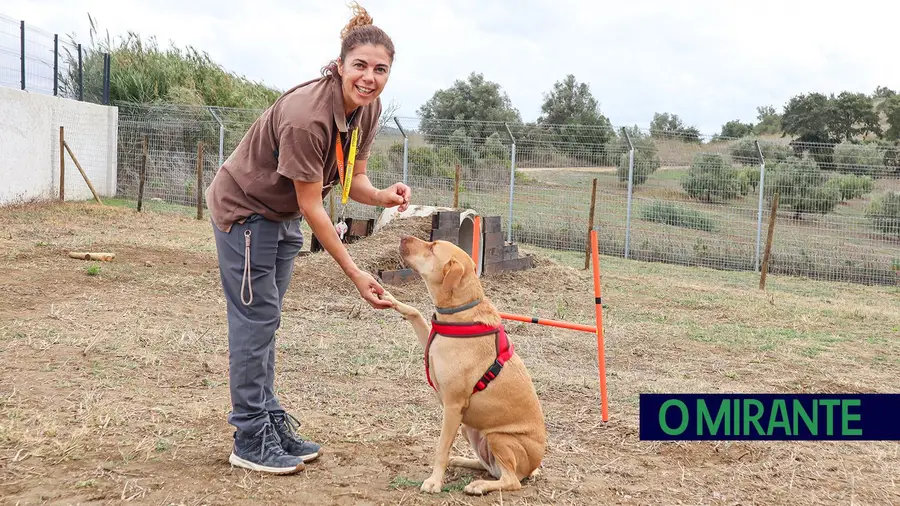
[502,244,519,261]
[482,231,504,250]
[379,268,420,285]
[432,211,460,230]
[483,256,534,274]
[430,227,459,244]
[482,216,502,234]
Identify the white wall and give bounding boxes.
[0,86,118,206]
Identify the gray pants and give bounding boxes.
[212,214,304,436]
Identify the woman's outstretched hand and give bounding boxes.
[377,183,411,212]
[349,269,392,309]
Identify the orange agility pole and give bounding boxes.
[591,229,609,422]
[497,228,609,422]
[497,312,597,334]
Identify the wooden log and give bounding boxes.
[68,252,116,261]
[63,141,102,204]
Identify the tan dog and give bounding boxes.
[380,235,546,496]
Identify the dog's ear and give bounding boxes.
[440,257,465,294]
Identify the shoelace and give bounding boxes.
[275,413,305,444]
[258,423,287,460]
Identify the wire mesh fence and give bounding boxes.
[111,102,900,287]
[0,13,107,103]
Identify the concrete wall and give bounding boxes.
[0,86,118,206]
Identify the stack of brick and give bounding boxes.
[479,215,534,274]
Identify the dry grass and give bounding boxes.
[0,200,898,505]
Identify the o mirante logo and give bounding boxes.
[639,394,900,441]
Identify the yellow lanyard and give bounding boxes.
[334,127,360,205]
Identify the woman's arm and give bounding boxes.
[293,179,391,309]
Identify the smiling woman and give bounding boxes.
[203,1,411,476]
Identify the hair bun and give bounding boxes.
[341,2,374,40]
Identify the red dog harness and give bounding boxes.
[425,317,514,393]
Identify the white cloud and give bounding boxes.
[4,0,899,134]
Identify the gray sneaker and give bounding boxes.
[228,422,305,474]
[271,412,322,463]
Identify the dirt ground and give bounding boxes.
[0,201,898,505]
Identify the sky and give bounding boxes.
[2,0,899,135]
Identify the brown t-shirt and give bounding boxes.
[206,74,381,233]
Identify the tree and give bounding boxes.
[781,93,835,144]
[753,105,782,135]
[881,95,900,141]
[718,120,754,139]
[873,86,896,99]
[831,91,881,141]
[535,74,614,162]
[416,72,521,144]
[782,91,881,170]
[650,112,701,143]
[538,75,611,127]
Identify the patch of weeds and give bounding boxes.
[155,438,172,452]
[86,263,101,276]
[640,200,717,232]
[799,346,825,357]
[389,475,474,493]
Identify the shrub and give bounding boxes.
[833,143,884,176]
[682,153,744,202]
[729,138,792,166]
[640,201,716,232]
[614,130,661,187]
[865,191,900,236]
[616,149,661,186]
[765,158,842,218]
[824,174,875,201]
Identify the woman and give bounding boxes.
[205,3,410,475]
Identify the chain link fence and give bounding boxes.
[112,102,900,287]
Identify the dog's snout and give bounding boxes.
[399,235,410,256]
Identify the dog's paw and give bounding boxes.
[420,477,443,494]
[463,480,490,495]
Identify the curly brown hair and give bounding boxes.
[322,2,395,77]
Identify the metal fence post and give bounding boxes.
[20,21,25,90]
[505,123,516,244]
[393,117,408,185]
[77,43,83,101]
[208,107,225,167]
[53,34,58,96]
[102,53,110,104]
[623,128,635,259]
[754,140,766,272]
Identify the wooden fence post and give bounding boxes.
[137,135,148,212]
[196,141,204,220]
[585,178,597,270]
[759,191,780,290]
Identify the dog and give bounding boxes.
[379,234,546,496]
